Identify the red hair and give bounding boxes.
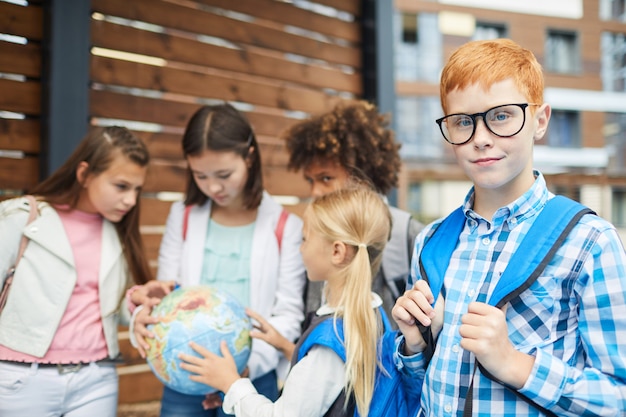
[440,39,544,114]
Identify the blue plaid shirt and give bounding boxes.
[395,173,626,416]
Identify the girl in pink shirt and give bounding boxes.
[0,126,163,417]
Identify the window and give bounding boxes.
[600,0,626,21]
[612,188,626,227]
[546,30,580,74]
[552,185,581,202]
[601,32,626,92]
[606,112,626,175]
[408,182,422,216]
[395,96,443,160]
[395,12,442,82]
[472,22,507,40]
[545,110,581,147]
[401,13,418,44]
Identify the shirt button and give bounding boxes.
[482,237,490,245]
[468,288,475,297]
[510,217,518,224]
[452,344,460,353]
[444,404,452,413]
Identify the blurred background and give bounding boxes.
[0,0,624,412]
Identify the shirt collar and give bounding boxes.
[462,170,551,229]
[316,292,383,316]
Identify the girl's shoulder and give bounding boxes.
[259,192,302,222]
[0,196,46,218]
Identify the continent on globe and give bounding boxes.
[145,285,252,395]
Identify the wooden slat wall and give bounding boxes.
[88,0,362,403]
[0,1,43,197]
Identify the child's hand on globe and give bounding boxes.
[132,306,160,358]
[180,341,242,394]
[131,280,177,306]
[247,308,295,361]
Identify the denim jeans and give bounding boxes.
[159,370,279,417]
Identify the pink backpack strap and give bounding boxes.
[274,209,289,252]
[15,195,38,262]
[182,205,288,251]
[0,195,38,312]
[182,204,193,241]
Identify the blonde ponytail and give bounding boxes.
[308,186,391,416]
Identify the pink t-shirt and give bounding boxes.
[0,207,109,364]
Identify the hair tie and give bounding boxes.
[358,243,367,249]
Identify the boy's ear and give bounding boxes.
[331,241,349,266]
[533,103,551,141]
[76,161,90,186]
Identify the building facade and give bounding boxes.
[391,0,626,231]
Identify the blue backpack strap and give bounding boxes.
[416,207,465,363]
[296,307,390,362]
[418,207,465,305]
[487,195,594,307]
[296,317,346,362]
[449,196,593,417]
[417,196,594,367]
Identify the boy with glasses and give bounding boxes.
[392,38,626,416]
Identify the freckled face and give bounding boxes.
[303,159,351,198]
[187,149,250,209]
[77,153,147,222]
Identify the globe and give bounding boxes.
[145,285,252,395]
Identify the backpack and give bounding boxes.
[182,204,289,250]
[293,308,422,417]
[417,195,595,417]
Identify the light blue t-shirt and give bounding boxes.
[200,219,255,307]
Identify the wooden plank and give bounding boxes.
[117,368,163,403]
[90,55,343,115]
[139,196,176,226]
[243,111,296,140]
[142,159,187,193]
[90,20,360,94]
[193,0,360,44]
[263,166,309,198]
[142,233,163,265]
[0,40,41,77]
[90,89,197,129]
[92,0,359,68]
[132,130,183,161]
[313,0,361,16]
[0,156,39,190]
[0,118,40,153]
[0,2,43,40]
[0,79,41,115]
[258,141,291,168]
[90,90,297,138]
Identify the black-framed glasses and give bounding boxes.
[435,103,538,145]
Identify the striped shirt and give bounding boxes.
[395,173,626,416]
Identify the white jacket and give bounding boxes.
[0,197,131,358]
[157,192,306,379]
